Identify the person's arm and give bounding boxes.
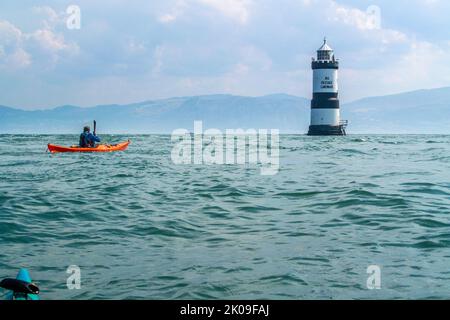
[88,133,101,143]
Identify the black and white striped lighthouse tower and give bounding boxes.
[308,38,347,136]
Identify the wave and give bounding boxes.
[1,134,450,299]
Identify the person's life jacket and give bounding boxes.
[79,132,92,147]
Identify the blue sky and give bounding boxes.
[1,0,449,109]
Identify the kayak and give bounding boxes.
[48,140,130,153]
[1,269,40,300]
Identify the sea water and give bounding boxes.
[0,134,449,299]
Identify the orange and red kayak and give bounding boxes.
[48,140,130,153]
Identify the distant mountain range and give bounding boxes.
[1,87,450,134]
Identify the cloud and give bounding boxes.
[330,2,379,31]
[157,0,188,24]
[30,29,72,52]
[341,38,450,102]
[197,0,252,24]
[3,48,32,69]
[158,0,252,24]
[1,0,450,108]
[158,14,178,24]
[0,20,31,69]
[33,6,64,29]
[0,8,78,70]
[328,1,408,45]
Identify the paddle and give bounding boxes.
[92,120,110,147]
[0,278,40,295]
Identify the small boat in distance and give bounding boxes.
[48,140,130,153]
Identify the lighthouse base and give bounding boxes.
[307,125,346,136]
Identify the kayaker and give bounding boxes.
[79,126,101,147]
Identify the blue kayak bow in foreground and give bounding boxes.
[0,269,40,300]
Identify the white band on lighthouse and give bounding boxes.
[313,69,338,93]
[311,109,340,126]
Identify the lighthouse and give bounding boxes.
[308,38,347,136]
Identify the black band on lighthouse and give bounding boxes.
[311,97,339,109]
[312,61,339,70]
[312,93,338,100]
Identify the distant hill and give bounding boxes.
[344,87,450,134]
[0,94,310,134]
[0,87,449,134]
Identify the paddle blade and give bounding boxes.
[0,279,40,295]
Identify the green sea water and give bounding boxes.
[0,134,449,300]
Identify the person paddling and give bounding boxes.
[79,122,101,148]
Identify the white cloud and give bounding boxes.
[330,2,378,31]
[0,20,23,44]
[328,1,408,45]
[157,0,188,24]
[0,20,31,69]
[158,14,178,24]
[26,27,79,66]
[1,0,450,108]
[158,0,252,25]
[5,48,32,69]
[341,39,450,101]
[197,0,252,24]
[0,9,78,70]
[30,29,71,52]
[33,6,64,29]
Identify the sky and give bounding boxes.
[0,0,449,109]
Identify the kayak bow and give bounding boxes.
[48,140,130,153]
[1,269,40,300]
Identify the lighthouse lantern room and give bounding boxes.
[308,38,347,136]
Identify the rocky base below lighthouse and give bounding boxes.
[307,125,346,136]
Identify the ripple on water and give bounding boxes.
[0,134,450,299]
